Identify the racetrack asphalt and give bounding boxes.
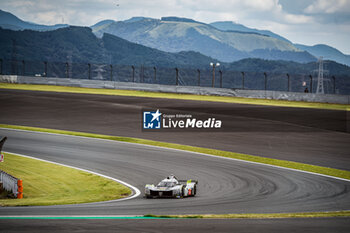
[0,89,349,171]
[0,88,349,232]
[1,218,350,233]
[1,128,350,216]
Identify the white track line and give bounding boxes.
[1,127,350,184]
[3,151,141,203]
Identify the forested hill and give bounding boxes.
[228,58,350,76]
[0,26,349,76]
[0,26,217,68]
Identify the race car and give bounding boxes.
[144,175,198,198]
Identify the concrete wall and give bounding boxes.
[1,75,349,105]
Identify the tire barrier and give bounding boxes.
[0,137,22,199]
[0,170,23,199]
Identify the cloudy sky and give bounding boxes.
[1,0,349,54]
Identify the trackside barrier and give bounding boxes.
[0,137,6,162]
[0,75,349,104]
[0,169,23,199]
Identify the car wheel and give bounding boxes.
[193,185,197,196]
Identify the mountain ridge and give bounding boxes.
[1,9,349,66]
[0,26,348,75]
[0,9,68,31]
[91,17,316,63]
[294,43,350,67]
[0,26,218,67]
[209,20,350,66]
[210,21,292,43]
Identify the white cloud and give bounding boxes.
[243,0,280,11]
[34,11,65,25]
[304,0,350,14]
[283,13,313,24]
[0,0,313,25]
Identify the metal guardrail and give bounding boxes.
[1,75,349,104]
[0,169,23,198]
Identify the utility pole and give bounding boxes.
[316,57,325,94]
[264,72,267,90]
[286,73,290,92]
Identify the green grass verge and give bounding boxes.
[1,124,350,182]
[0,83,348,111]
[144,211,350,219]
[0,152,131,206]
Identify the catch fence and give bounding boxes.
[0,59,348,95]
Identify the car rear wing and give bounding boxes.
[178,179,198,184]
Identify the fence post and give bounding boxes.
[110,64,113,81]
[44,61,48,77]
[241,72,245,90]
[175,68,179,86]
[309,75,313,93]
[197,69,200,86]
[140,65,144,83]
[88,63,91,80]
[211,65,216,87]
[219,70,223,88]
[286,73,290,92]
[65,62,69,79]
[264,72,267,90]
[132,65,135,82]
[11,60,18,75]
[153,66,157,83]
[22,60,25,76]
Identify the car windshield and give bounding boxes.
[157,181,176,187]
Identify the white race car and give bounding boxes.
[144,175,198,198]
